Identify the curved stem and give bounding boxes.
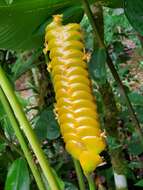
[82,0,103,48]
[73,159,86,190]
[106,55,143,145]
[82,0,143,143]
[0,66,60,190]
[0,88,46,190]
[86,174,96,190]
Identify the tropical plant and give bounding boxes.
[0,0,143,190]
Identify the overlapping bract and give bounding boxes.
[44,15,106,174]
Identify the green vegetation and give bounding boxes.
[0,0,143,189]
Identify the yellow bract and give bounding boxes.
[44,14,106,174]
[79,151,103,174]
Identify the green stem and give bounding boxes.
[106,55,143,146]
[82,0,143,144]
[73,159,86,190]
[86,174,96,190]
[82,0,104,49]
[0,66,60,190]
[0,88,46,190]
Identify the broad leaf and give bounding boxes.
[88,48,107,85]
[0,101,5,120]
[64,182,78,190]
[5,158,30,190]
[127,133,143,156]
[0,0,84,50]
[128,161,143,169]
[3,116,15,141]
[125,0,143,35]
[135,179,143,187]
[134,106,143,124]
[4,0,14,5]
[128,92,143,106]
[0,0,125,50]
[34,106,60,141]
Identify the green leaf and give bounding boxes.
[4,0,14,5]
[36,5,84,38]
[34,106,60,141]
[0,141,6,152]
[0,101,5,120]
[62,6,84,25]
[0,0,84,50]
[135,106,143,123]
[128,161,143,169]
[88,48,107,85]
[0,101,15,140]
[5,158,30,190]
[128,92,143,106]
[125,0,143,35]
[135,179,143,187]
[64,182,78,190]
[3,116,15,141]
[106,136,121,150]
[127,133,143,155]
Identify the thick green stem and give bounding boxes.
[0,87,46,190]
[0,66,60,190]
[86,174,96,190]
[82,0,143,146]
[73,159,86,190]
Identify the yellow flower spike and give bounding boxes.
[76,117,100,128]
[45,14,62,32]
[73,99,96,110]
[82,136,106,154]
[74,107,98,119]
[66,66,89,77]
[69,75,90,86]
[48,40,84,51]
[79,151,103,174]
[44,15,106,174]
[50,57,87,69]
[66,140,85,159]
[71,91,93,101]
[76,126,101,138]
[65,23,81,31]
[61,123,76,134]
[63,133,83,144]
[53,15,63,25]
[59,113,75,124]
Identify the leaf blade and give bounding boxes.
[0,0,83,50]
[88,48,107,85]
[125,0,143,35]
[5,158,30,190]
